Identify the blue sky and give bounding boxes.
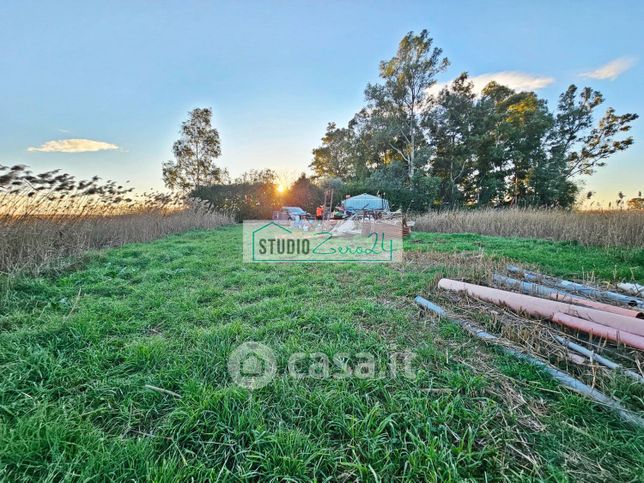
[1,0,642,204]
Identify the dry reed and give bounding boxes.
[0,164,231,275]
[415,208,644,248]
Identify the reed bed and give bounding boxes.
[415,208,644,248]
[0,164,231,275]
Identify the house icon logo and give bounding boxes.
[252,221,292,236]
[251,221,292,261]
[243,219,403,263]
[227,341,277,390]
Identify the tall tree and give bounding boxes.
[463,82,514,206]
[284,173,323,213]
[163,108,224,192]
[496,89,552,205]
[310,123,355,179]
[549,85,638,180]
[365,30,449,180]
[425,73,477,206]
[347,108,390,180]
[309,33,639,209]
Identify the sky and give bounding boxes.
[1,0,642,205]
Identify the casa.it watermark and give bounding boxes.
[228,341,417,390]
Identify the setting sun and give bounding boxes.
[276,184,286,193]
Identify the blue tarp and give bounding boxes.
[342,193,390,212]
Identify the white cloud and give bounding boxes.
[580,57,636,80]
[428,71,555,96]
[27,138,119,153]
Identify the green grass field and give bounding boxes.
[1,226,643,480]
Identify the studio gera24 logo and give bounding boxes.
[242,220,403,263]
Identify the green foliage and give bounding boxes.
[364,29,449,180]
[194,171,323,221]
[411,232,643,281]
[425,73,478,206]
[192,169,278,222]
[163,108,225,192]
[310,32,638,209]
[319,163,440,213]
[550,86,638,179]
[310,123,356,179]
[282,173,323,213]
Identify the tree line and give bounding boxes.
[310,30,638,209]
[161,31,638,214]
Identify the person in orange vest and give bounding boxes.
[315,205,324,221]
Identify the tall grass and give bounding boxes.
[0,164,231,275]
[414,208,644,248]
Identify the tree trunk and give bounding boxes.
[409,107,415,180]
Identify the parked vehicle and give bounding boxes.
[273,206,311,221]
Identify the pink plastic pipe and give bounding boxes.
[493,273,642,318]
[552,313,644,351]
[548,292,641,318]
[437,279,644,338]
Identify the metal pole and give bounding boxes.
[414,295,644,428]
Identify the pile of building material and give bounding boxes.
[506,265,644,309]
[329,194,414,237]
[439,276,644,350]
[329,210,414,238]
[415,266,644,427]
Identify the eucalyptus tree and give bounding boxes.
[425,73,478,206]
[365,30,449,180]
[548,85,638,180]
[308,31,639,209]
[163,107,225,192]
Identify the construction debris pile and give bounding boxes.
[326,192,413,237]
[329,210,414,237]
[416,265,644,428]
[274,192,414,237]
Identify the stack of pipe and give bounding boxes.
[493,274,642,318]
[507,265,644,309]
[414,296,644,428]
[438,275,644,351]
[618,282,644,297]
[423,267,644,427]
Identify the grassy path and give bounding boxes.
[411,232,644,281]
[1,225,642,480]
